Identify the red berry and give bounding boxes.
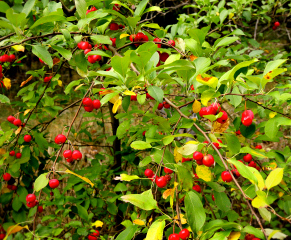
[131,94,137,101]
[93,99,101,109]
[110,37,116,47]
[248,161,257,168]
[245,234,255,240]
[2,54,9,62]
[203,154,215,167]
[9,54,16,62]
[164,167,173,174]
[66,157,74,163]
[16,152,22,159]
[118,24,125,29]
[109,23,119,30]
[79,41,90,50]
[213,142,221,150]
[9,150,15,156]
[24,135,32,142]
[216,111,228,124]
[165,174,171,182]
[49,179,59,189]
[272,26,277,30]
[144,169,154,178]
[11,185,17,191]
[193,151,203,161]
[72,150,82,160]
[205,105,216,115]
[38,206,43,213]
[63,150,72,159]
[243,154,252,163]
[54,134,66,144]
[146,92,154,100]
[182,157,191,163]
[3,173,11,181]
[13,119,22,127]
[153,38,162,48]
[7,115,15,123]
[274,21,280,27]
[159,52,169,62]
[199,107,207,117]
[163,101,170,109]
[44,76,52,83]
[212,194,215,201]
[88,55,96,64]
[194,173,199,180]
[84,105,94,112]
[50,192,54,196]
[83,98,93,107]
[241,110,254,126]
[235,130,241,135]
[134,32,148,42]
[129,34,136,42]
[88,235,98,240]
[168,233,180,240]
[0,234,5,240]
[156,176,167,188]
[39,58,44,63]
[142,131,146,136]
[157,103,163,110]
[255,145,262,149]
[179,229,190,240]
[84,49,91,55]
[221,171,232,182]
[27,201,36,208]
[92,55,102,62]
[26,194,36,202]
[192,185,201,193]
[168,40,175,47]
[211,102,221,113]
[232,169,240,178]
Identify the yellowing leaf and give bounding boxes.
[20,75,33,87]
[112,98,122,113]
[228,232,241,240]
[114,174,140,181]
[177,144,198,155]
[196,165,212,182]
[133,219,145,225]
[196,74,218,89]
[254,173,265,191]
[174,214,187,224]
[3,78,11,89]
[145,220,165,240]
[0,148,6,155]
[216,12,219,16]
[65,169,94,187]
[192,100,201,113]
[265,168,283,190]
[12,45,25,52]
[174,147,182,163]
[123,90,136,96]
[24,109,31,116]
[74,84,85,91]
[212,119,229,133]
[100,89,114,96]
[163,182,178,200]
[120,33,130,39]
[15,127,22,135]
[186,141,198,145]
[6,225,29,238]
[190,55,198,61]
[132,86,142,90]
[229,13,234,19]
[91,220,103,228]
[278,192,284,197]
[269,112,277,118]
[252,196,268,208]
[58,80,62,87]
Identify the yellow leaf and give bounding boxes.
[252,196,268,208]
[133,219,145,225]
[91,220,103,228]
[24,109,31,116]
[12,45,25,52]
[58,80,62,87]
[212,119,230,133]
[163,182,178,200]
[254,173,265,191]
[0,148,6,155]
[20,75,33,87]
[192,100,201,113]
[15,127,22,135]
[100,89,114,95]
[174,214,187,224]
[196,165,212,182]
[174,147,182,163]
[278,192,284,197]
[265,168,283,190]
[74,84,85,91]
[112,98,122,113]
[3,78,11,89]
[196,74,218,89]
[229,13,234,19]
[123,90,136,96]
[228,232,241,240]
[186,141,198,145]
[114,174,140,181]
[269,112,277,118]
[5,225,29,238]
[216,12,220,16]
[145,220,165,240]
[109,94,120,104]
[65,169,94,187]
[120,33,130,39]
[189,55,198,61]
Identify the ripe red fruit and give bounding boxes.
[168,233,180,240]
[84,49,91,55]
[213,140,222,150]
[146,92,154,100]
[82,98,93,107]
[9,150,15,156]
[182,157,191,163]
[255,145,262,149]
[39,58,44,63]
[54,134,66,144]
[84,105,94,112]
[235,130,241,135]
[199,107,207,117]
[16,152,22,159]
[205,105,217,115]
[63,150,72,159]
[163,101,170,109]
[164,167,173,174]
[248,161,257,168]
[232,169,240,178]
[109,22,119,30]
[13,119,22,127]
[216,111,228,124]
[27,201,36,208]
[203,154,215,167]
[131,94,137,101]
[212,194,215,201]
[7,115,15,123]
[72,150,82,160]
[129,34,136,42]
[134,32,149,42]
[38,206,43,213]
[2,54,9,62]
[66,157,74,163]
[194,173,199,180]
[158,103,164,110]
[221,171,233,182]
[243,154,252,163]
[165,174,171,182]
[168,40,175,47]
[142,131,146,136]
[93,99,101,109]
[9,54,16,62]
[49,179,59,189]
[78,41,90,50]
[24,135,32,142]
[153,38,162,48]
[110,37,116,47]
[192,185,201,193]
[274,21,280,27]
[0,234,5,240]
[26,194,36,202]
[179,228,190,240]
[241,110,254,126]
[3,173,11,181]
[193,151,203,161]
[44,76,52,83]
[145,169,154,178]
[11,185,17,191]
[156,176,167,188]
[211,102,221,113]
[88,235,97,240]
[159,52,169,62]
[245,234,255,240]
[50,192,54,196]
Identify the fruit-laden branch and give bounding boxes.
[163,97,268,240]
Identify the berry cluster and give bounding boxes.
[193,151,215,167]
[168,228,190,240]
[86,6,97,15]
[199,102,228,124]
[0,53,16,63]
[82,97,101,112]
[272,21,280,30]
[7,115,24,127]
[63,149,83,163]
[144,167,173,188]
[26,193,37,208]
[87,230,100,240]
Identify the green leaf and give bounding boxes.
[115,225,138,240]
[12,195,22,212]
[258,208,271,222]
[240,147,268,159]
[177,144,198,155]
[147,86,164,103]
[137,94,146,105]
[206,182,226,192]
[145,220,165,240]
[111,55,130,77]
[240,123,256,139]
[118,174,140,181]
[265,168,283,190]
[134,0,149,16]
[51,45,72,60]
[75,0,87,18]
[265,118,278,140]
[32,45,53,68]
[188,29,205,45]
[209,230,231,240]
[0,2,10,13]
[0,20,14,31]
[201,90,216,106]
[177,165,193,191]
[225,134,241,155]
[185,39,202,57]
[144,6,162,14]
[114,183,128,192]
[121,190,158,210]
[30,15,66,29]
[64,80,82,94]
[100,92,119,105]
[90,35,112,45]
[76,204,88,221]
[130,141,152,150]
[0,130,13,147]
[228,158,258,184]
[34,172,49,192]
[214,37,239,50]
[185,191,206,233]
[242,226,265,239]
[214,191,231,213]
[219,9,229,24]
[32,131,48,152]
[263,59,287,77]
[22,0,36,16]
[86,50,112,58]
[0,94,10,104]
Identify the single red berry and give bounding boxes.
[54,134,66,144]
[16,152,22,159]
[93,99,101,109]
[88,235,98,240]
[84,105,94,112]
[131,94,137,101]
[165,174,171,182]
[26,194,36,202]
[50,191,54,196]
[168,40,175,47]
[84,49,91,55]
[66,157,74,163]
[232,169,240,178]
[44,76,52,83]
[255,145,262,149]
[24,135,32,142]
[243,154,252,163]
[129,34,136,42]
[156,176,167,188]
[26,201,36,208]
[158,103,164,110]
[153,38,162,48]
[72,150,82,160]
[193,151,203,161]
[83,98,93,107]
[80,41,90,50]
[245,234,255,240]
[182,157,191,163]
[13,119,22,127]
[144,169,154,178]
[37,206,43,213]
[212,194,215,201]
[179,229,190,240]
[159,52,169,62]
[92,55,102,62]
[7,115,15,123]
[9,150,15,156]
[205,105,217,115]
[211,102,221,113]
[9,54,16,62]
[109,22,119,30]
[164,167,173,174]
[190,85,194,91]
[2,54,9,62]
[221,171,233,182]
[63,150,72,159]
[163,101,171,109]
[235,130,241,135]
[0,234,6,240]
[274,21,280,27]
[217,111,228,124]
[142,131,146,136]
[3,173,11,181]
[248,161,257,168]
[203,154,215,167]
[192,185,201,193]
[110,37,116,47]
[11,185,17,191]
[168,233,180,240]
[199,107,208,117]
[49,179,59,189]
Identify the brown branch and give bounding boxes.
[174,173,183,230]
